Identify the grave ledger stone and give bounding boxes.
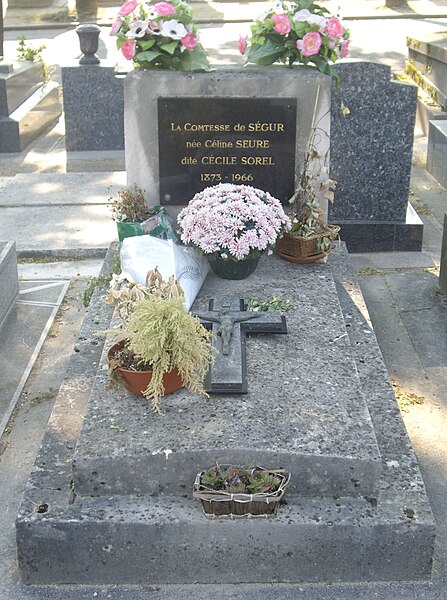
[16,246,435,585]
[125,67,330,211]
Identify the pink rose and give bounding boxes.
[326,17,344,39]
[339,39,349,58]
[110,18,123,36]
[296,31,322,57]
[119,0,137,17]
[181,32,197,50]
[121,39,136,60]
[238,34,247,55]
[272,14,291,36]
[154,2,176,16]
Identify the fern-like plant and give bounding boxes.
[124,296,213,413]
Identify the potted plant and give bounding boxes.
[106,269,213,414]
[177,183,291,279]
[276,116,340,263]
[109,185,177,243]
[193,464,291,519]
[239,0,350,84]
[110,0,210,72]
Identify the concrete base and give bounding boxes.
[331,202,424,252]
[0,81,62,153]
[427,120,447,189]
[15,245,435,585]
[0,241,18,326]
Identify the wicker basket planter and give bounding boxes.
[276,224,340,260]
[193,466,291,519]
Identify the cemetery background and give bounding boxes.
[0,0,447,597]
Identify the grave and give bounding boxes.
[328,61,423,252]
[0,60,62,153]
[16,245,435,584]
[0,241,18,326]
[407,33,447,189]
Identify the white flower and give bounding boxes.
[126,19,149,38]
[306,13,327,30]
[141,4,158,19]
[293,8,311,21]
[160,19,187,39]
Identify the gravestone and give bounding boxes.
[328,61,423,252]
[16,245,435,584]
[62,64,125,152]
[125,67,330,210]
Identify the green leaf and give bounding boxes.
[246,38,285,66]
[178,47,212,72]
[135,50,163,63]
[160,41,179,55]
[138,39,156,51]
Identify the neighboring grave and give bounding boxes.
[329,61,423,252]
[407,32,447,189]
[125,67,330,209]
[0,61,62,152]
[0,241,18,325]
[16,246,435,585]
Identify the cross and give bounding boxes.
[195,295,287,394]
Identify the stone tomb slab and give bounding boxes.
[72,256,381,499]
[16,245,435,585]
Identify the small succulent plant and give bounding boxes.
[201,465,282,495]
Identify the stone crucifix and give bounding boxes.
[195,295,287,394]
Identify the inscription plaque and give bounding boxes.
[158,97,297,205]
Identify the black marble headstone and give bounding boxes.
[158,97,297,205]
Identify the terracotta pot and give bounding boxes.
[106,340,183,397]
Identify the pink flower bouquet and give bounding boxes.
[177,183,291,261]
[242,0,350,82]
[110,0,210,71]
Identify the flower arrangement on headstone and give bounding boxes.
[177,183,291,279]
[105,268,213,414]
[110,0,211,71]
[276,117,340,263]
[109,184,177,242]
[239,0,350,83]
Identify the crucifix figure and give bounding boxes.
[195,295,287,394]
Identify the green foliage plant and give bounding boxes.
[16,35,51,81]
[201,464,282,495]
[123,296,213,413]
